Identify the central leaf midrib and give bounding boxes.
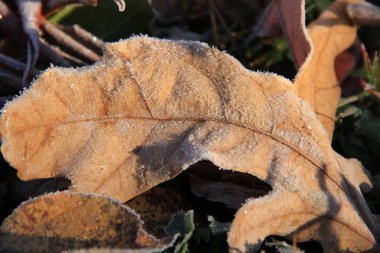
[10,114,346,195]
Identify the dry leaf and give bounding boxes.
[294,0,362,140]
[334,40,364,97]
[334,39,362,84]
[346,1,380,26]
[126,186,190,237]
[0,36,378,252]
[188,161,270,209]
[0,191,176,253]
[255,0,365,140]
[189,174,267,209]
[16,0,41,83]
[254,0,311,69]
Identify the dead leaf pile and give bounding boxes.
[0,0,379,252]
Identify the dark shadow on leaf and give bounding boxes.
[243,161,380,253]
[286,165,342,252]
[0,232,174,253]
[177,41,209,57]
[132,128,198,191]
[0,233,101,253]
[342,175,380,244]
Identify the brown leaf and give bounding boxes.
[188,161,270,209]
[346,1,380,26]
[254,0,311,69]
[189,174,267,209]
[334,39,362,84]
[0,37,378,252]
[294,0,361,140]
[255,0,365,140]
[126,186,190,237]
[0,191,176,253]
[334,40,364,97]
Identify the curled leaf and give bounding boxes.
[294,0,361,139]
[346,1,380,26]
[254,0,311,69]
[0,191,176,253]
[16,0,42,83]
[255,0,367,140]
[0,36,378,252]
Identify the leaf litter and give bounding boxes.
[1,0,380,252]
[1,35,379,252]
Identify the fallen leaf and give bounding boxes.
[0,191,176,253]
[16,0,41,83]
[189,174,267,209]
[0,35,378,252]
[254,0,366,140]
[294,0,362,140]
[334,40,364,97]
[346,1,380,26]
[334,40,362,84]
[253,0,311,69]
[188,162,270,209]
[126,186,190,237]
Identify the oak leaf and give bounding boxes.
[0,191,176,253]
[294,0,362,140]
[0,35,379,252]
[255,0,365,140]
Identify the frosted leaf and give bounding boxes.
[294,0,360,140]
[0,191,176,252]
[0,36,378,252]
